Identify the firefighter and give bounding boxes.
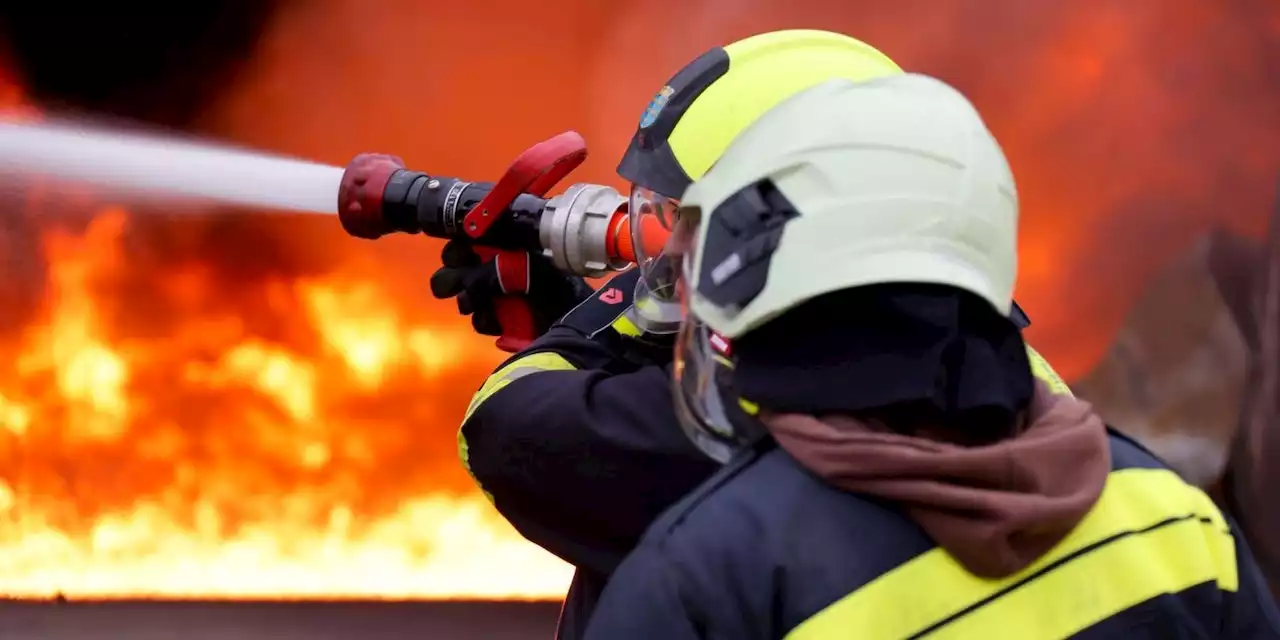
[582,74,1280,639]
[431,30,1064,637]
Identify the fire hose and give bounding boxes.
[336,131,670,353]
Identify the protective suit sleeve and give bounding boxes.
[583,546,705,640]
[1222,519,1280,638]
[458,268,720,576]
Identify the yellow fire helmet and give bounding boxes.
[619,30,903,335]
[619,29,903,198]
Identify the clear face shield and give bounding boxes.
[672,319,744,463]
[660,201,760,464]
[626,185,687,335]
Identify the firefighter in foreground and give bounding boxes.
[431,30,1065,636]
[582,74,1280,639]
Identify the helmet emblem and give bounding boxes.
[639,85,675,129]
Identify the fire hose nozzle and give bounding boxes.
[336,131,668,277]
[333,133,671,353]
[337,153,406,239]
[540,183,630,277]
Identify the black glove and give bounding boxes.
[429,239,596,337]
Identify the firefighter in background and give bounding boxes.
[583,74,1280,639]
[430,30,1065,638]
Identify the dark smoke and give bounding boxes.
[0,2,281,127]
[0,2,309,337]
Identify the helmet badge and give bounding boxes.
[639,85,675,129]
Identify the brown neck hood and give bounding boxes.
[764,381,1111,579]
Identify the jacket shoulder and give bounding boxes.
[642,437,784,541]
[1106,425,1177,471]
[640,437,923,558]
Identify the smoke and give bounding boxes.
[0,1,280,127]
[0,4,297,341]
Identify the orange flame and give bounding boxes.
[0,204,574,598]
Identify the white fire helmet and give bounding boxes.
[670,73,1020,462]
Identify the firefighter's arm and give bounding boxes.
[458,268,720,576]
[583,546,705,640]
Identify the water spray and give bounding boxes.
[0,120,663,352]
[0,120,342,214]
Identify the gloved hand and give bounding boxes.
[429,239,596,337]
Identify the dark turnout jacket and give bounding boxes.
[457,269,717,638]
[583,386,1280,639]
[460,268,1057,638]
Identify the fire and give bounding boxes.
[0,203,573,599]
[0,73,574,598]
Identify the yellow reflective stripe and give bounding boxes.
[462,352,578,423]
[1027,345,1072,396]
[785,468,1236,640]
[612,295,662,338]
[457,352,578,503]
[611,313,643,337]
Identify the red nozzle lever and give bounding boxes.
[337,153,406,239]
[465,132,588,352]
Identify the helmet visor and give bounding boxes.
[622,190,701,336]
[672,318,746,464]
[629,185,680,267]
[629,185,683,301]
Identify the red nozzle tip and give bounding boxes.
[337,153,406,239]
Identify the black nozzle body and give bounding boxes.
[379,169,546,251]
